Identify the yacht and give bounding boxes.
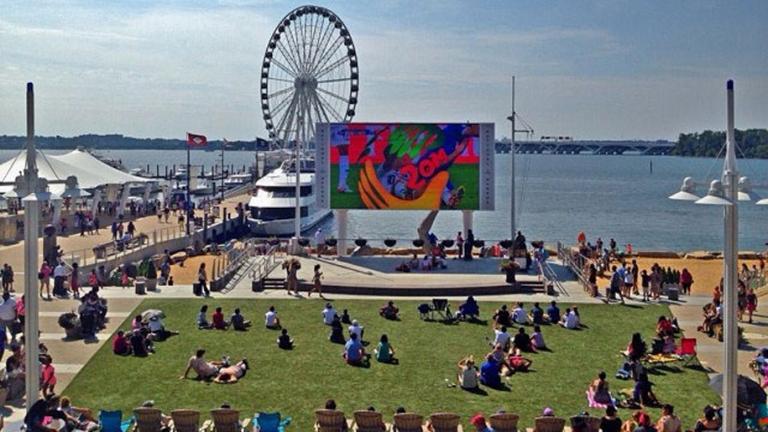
[247,158,331,236]
[224,173,252,188]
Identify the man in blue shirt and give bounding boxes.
[546,301,560,324]
[344,333,366,365]
[479,354,501,388]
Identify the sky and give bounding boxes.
[0,0,766,141]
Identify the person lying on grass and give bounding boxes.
[343,333,369,366]
[277,329,294,349]
[508,348,532,373]
[379,301,399,320]
[375,334,397,363]
[230,308,251,331]
[181,349,220,380]
[213,359,249,384]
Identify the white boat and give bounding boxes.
[247,159,331,236]
[224,173,252,188]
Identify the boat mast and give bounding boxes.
[507,76,516,240]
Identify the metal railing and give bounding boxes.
[538,259,567,296]
[556,241,592,294]
[62,225,186,268]
[251,244,280,282]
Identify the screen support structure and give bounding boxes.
[337,209,348,257]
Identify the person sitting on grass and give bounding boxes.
[375,334,397,363]
[181,349,219,380]
[322,302,338,325]
[512,302,528,325]
[131,314,143,331]
[340,309,352,324]
[112,330,131,356]
[458,296,479,320]
[329,315,345,344]
[513,327,533,352]
[230,308,251,331]
[529,302,545,324]
[480,354,502,388]
[343,333,367,366]
[213,359,249,384]
[655,404,682,432]
[492,304,511,328]
[599,406,622,432]
[546,300,561,324]
[277,329,294,349]
[147,315,178,341]
[492,326,511,351]
[348,319,364,341]
[129,329,152,357]
[379,301,400,320]
[265,306,281,329]
[692,406,721,432]
[589,371,614,406]
[197,305,212,329]
[212,307,228,330]
[488,343,511,375]
[508,348,532,372]
[457,356,480,390]
[531,325,546,351]
[560,308,579,329]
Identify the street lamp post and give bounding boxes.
[669,80,767,431]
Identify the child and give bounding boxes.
[88,269,99,291]
[70,263,80,299]
[40,354,57,397]
[308,264,323,298]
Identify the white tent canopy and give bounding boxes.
[0,149,149,195]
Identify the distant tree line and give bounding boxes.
[0,134,270,151]
[672,129,768,158]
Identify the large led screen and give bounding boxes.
[315,123,495,210]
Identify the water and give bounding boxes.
[1,149,766,251]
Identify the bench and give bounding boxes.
[93,234,149,259]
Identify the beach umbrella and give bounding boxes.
[141,309,165,321]
[709,374,766,408]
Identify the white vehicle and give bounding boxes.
[247,159,330,236]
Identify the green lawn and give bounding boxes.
[330,164,479,209]
[64,300,718,430]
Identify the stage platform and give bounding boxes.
[263,256,570,297]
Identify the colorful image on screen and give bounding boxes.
[329,123,480,210]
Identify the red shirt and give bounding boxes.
[212,311,226,329]
[112,334,129,354]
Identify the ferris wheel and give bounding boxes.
[261,5,359,148]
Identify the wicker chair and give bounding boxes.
[352,411,387,432]
[392,413,425,432]
[533,416,566,432]
[429,413,461,432]
[133,407,163,432]
[315,409,348,432]
[210,408,242,432]
[170,409,200,432]
[489,413,520,432]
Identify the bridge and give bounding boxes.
[496,139,675,155]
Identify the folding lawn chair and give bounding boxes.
[99,410,134,432]
[170,409,200,432]
[252,412,291,432]
[351,410,387,432]
[133,407,163,432]
[432,299,450,321]
[569,415,601,432]
[428,412,461,432]
[488,413,519,432]
[392,413,424,432]
[675,337,697,365]
[209,408,245,432]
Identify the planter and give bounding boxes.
[298,238,310,247]
[65,327,82,340]
[412,239,424,248]
[384,239,397,248]
[440,239,455,248]
[354,238,368,247]
[135,277,147,295]
[500,240,513,249]
[473,240,485,248]
[325,238,338,247]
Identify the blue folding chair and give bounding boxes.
[98,410,134,432]
[252,412,291,432]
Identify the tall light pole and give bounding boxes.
[506,76,516,240]
[669,80,754,431]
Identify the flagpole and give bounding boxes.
[186,139,191,236]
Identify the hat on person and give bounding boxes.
[470,414,486,427]
[542,407,554,416]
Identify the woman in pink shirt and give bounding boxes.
[39,261,52,300]
[40,354,57,397]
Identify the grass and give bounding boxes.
[329,164,479,209]
[64,300,718,430]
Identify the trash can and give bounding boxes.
[134,278,146,295]
[667,287,679,301]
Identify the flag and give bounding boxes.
[187,133,207,147]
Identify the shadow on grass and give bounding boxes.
[462,386,489,396]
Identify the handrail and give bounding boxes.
[251,244,280,282]
[556,241,592,294]
[538,259,567,296]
